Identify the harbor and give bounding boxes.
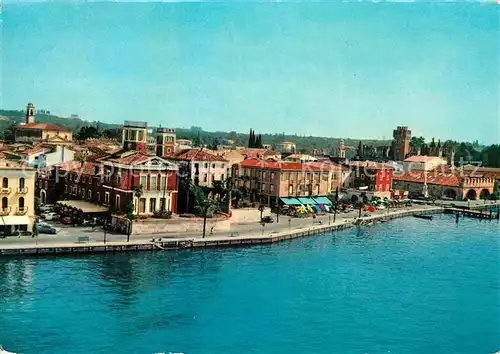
[0,206,444,257]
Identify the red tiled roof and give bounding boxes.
[55,161,99,175]
[174,148,227,162]
[349,161,394,169]
[235,159,339,172]
[394,170,461,187]
[404,155,443,162]
[16,122,71,131]
[105,151,150,165]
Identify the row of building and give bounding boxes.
[1,104,499,237]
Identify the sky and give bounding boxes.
[1,1,499,143]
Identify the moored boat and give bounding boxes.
[413,214,433,220]
[0,345,16,354]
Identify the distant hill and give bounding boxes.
[0,109,391,152]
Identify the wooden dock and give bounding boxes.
[444,207,499,220]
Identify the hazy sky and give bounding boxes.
[2,1,498,143]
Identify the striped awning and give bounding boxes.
[280,197,303,205]
[297,197,318,205]
[312,196,333,206]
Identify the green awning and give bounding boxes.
[297,197,318,205]
[280,197,303,205]
[312,196,333,206]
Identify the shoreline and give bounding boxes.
[0,206,443,257]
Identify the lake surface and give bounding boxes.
[1,215,499,354]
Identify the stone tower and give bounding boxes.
[26,103,35,124]
[392,126,411,161]
[156,127,176,157]
[338,139,346,158]
[122,121,148,152]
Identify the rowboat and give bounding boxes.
[413,214,433,220]
[0,345,16,354]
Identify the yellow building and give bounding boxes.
[14,103,73,145]
[0,159,36,235]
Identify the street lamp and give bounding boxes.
[202,199,214,239]
[258,204,264,222]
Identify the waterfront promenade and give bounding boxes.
[0,204,445,256]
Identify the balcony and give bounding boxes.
[0,207,11,216]
[16,187,28,195]
[0,187,12,195]
[15,207,28,215]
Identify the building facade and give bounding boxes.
[349,161,394,192]
[232,159,343,207]
[14,103,73,145]
[0,160,36,235]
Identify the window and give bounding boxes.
[88,190,92,200]
[150,175,157,190]
[18,197,24,208]
[203,174,208,183]
[2,197,7,209]
[161,175,167,190]
[117,171,122,185]
[19,178,25,190]
[97,192,100,202]
[140,175,147,188]
[211,174,215,182]
[221,164,225,169]
[205,163,208,169]
[64,185,68,193]
[138,130,144,141]
[221,174,225,181]
[2,177,8,189]
[212,163,215,169]
[262,171,266,179]
[270,184,274,192]
[149,198,156,212]
[104,192,110,204]
[115,195,120,209]
[288,185,293,195]
[271,172,275,180]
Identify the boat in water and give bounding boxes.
[413,214,433,220]
[0,345,16,354]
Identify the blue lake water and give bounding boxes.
[1,215,499,354]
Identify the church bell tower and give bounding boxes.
[26,103,35,124]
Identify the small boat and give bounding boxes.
[413,214,433,220]
[0,345,16,354]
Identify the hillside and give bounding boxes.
[0,109,390,153]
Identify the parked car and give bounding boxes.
[60,216,73,225]
[41,212,58,221]
[261,216,274,223]
[35,222,57,234]
[39,204,55,213]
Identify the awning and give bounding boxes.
[57,200,108,213]
[313,205,322,212]
[313,196,333,206]
[280,197,303,206]
[0,215,31,225]
[297,197,318,205]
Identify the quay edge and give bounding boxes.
[0,207,446,258]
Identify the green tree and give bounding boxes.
[76,126,101,140]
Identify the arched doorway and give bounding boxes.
[40,190,46,204]
[443,189,457,199]
[465,189,477,200]
[479,189,490,200]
